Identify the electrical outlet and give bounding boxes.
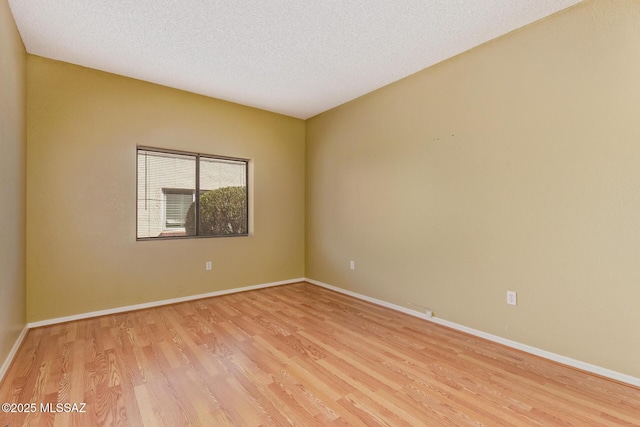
[349,260,355,270]
[206,261,212,271]
[507,291,517,306]
[425,309,433,318]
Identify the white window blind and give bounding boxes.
[164,191,194,229]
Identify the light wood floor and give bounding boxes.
[1,282,639,426]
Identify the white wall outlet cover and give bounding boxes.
[507,291,517,305]
[349,260,355,270]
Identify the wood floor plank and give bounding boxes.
[1,282,639,426]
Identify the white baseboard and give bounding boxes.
[27,278,305,329]
[0,325,29,383]
[305,278,640,388]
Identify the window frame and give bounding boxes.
[136,146,250,241]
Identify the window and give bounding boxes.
[137,147,248,240]
[164,190,194,229]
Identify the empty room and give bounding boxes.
[1,0,639,425]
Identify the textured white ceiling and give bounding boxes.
[8,0,582,119]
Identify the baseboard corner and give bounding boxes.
[0,325,29,383]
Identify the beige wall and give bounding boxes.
[27,56,305,322]
[0,0,26,365]
[306,0,640,377]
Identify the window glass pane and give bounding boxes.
[198,157,247,236]
[137,150,196,238]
